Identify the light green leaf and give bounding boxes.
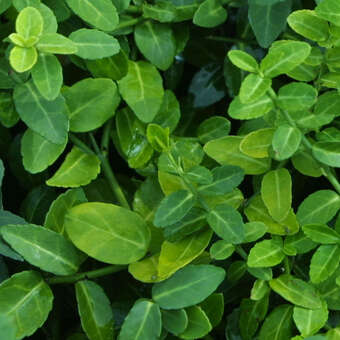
[297,190,340,226]
[13,80,69,144]
[31,54,63,100]
[0,271,53,339]
[179,306,212,339]
[240,128,275,158]
[44,188,87,235]
[75,280,114,340]
[9,46,37,73]
[69,28,120,60]
[292,151,323,178]
[154,190,196,227]
[228,50,258,73]
[146,123,170,152]
[251,279,270,301]
[37,33,78,54]
[193,0,227,28]
[260,40,311,78]
[47,147,100,188]
[64,78,120,132]
[161,309,188,336]
[327,327,340,339]
[261,168,292,222]
[269,274,323,309]
[65,202,150,264]
[315,0,340,27]
[21,128,67,174]
[239,74,272,104]
[66,0,119,31]
[1,224,86,275]
[272,124,302,160]
[204,136,271,175]
[243,222,268,243]
[310,244,340,283]
[152,264,225,309]
[312,141,340,167]
[118,61,164,123]
[247,239,285,268]
[293,301,328,337]
[210,240,235,260]
[197,116,231,144]
[128,254,164,283]
[287,9,329,42]
[134,21,176,71]
[207,203,245,244]
[15,6,43,39]
[303,224,340,244]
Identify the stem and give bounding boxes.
[101,119,113,154]
[47,265,125,285]
[69,133,95,155]
[321,167,340,195]
[125,5,142,14]
[283,257,290,274]
[113,17,143,31]
[90,133,131,210]
[235,246,248,260]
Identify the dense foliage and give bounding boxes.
[1,0,340,339]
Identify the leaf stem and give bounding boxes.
[90,133,131,210]
[69,133,95,155]
[113,17,144,32]
[283,257,290,274]
[46,265,125,285]
[101,119,113,155]
[235,245,248,260]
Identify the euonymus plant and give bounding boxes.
[1,0,340,339]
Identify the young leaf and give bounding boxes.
[239,74,272,104]
[315,0,340,27]
[69,28,120,60]
[154,190,196,228]
[161,309,188,336]
[261,168,292,222]
[118,300,162,340]
[227,50,258,73]
[118,61,164,123]
[46,147,100,188]
[1,224,86,275]
[210,240,235,260]
[240,128,275,158]
[66,0,119,31]
[75,280,114,340]
[64,202,151,264]
[9,46,38,72]
[128,254,163,283]
[146,124,170,152]
[193,0,227,28]
[63,78,120,132]
[207,203,245,244]
[197,116,231,144]
[152,264,225,309]
[15,6,43,39]
[134,21,176,71]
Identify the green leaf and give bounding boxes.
[142,2,177,23]
[199,293,224,328]
[46,147,100,188]
[247,239,285,268]
[65,202,150,264]
[312,141,340,167]
[315,0,340,27]
[118,61,164,123]
[197,116,231,144]
[277,82,317,112]
[0,0,11,15]
[128,254,163,283]
[293,300,328,337]
[251,279,270,301]
[261,168,292,222]
[210,240,235,260]
[21,128,67,174]
[0,92,19,128]
[31,54,63,100]
[152,264,225,309]
[260,41,311,78]
[69,28,120,60]
[9,46,37,73]
[1,224,86,275]
[118,300,161,340]
[269,274,323,309]
[193,0,227,28]
[310,244,340,283]
[285,231,318,255]
[228,50,258,73]
[13,80,69,144]
[239,74,272,104]
[158,229,212,278]
[258,304,294,340]
[134,21,176,71]
[272,124,302,160]
[303,224,340,244]
[287,10,329,42]
[297,190,340,226]
[184,165,213,185]
[161,309,188,336]
[12,0,40,12]
[228,95,274,120]
[146,124,170,152]
[249,0,292,48]
[240,128,275,158]
[204,136,271,175]
[66,0,119,31]
[0,271,53,339]
[243,222,268,243]
[44,188,87,235]
[0,316,15,340]
[292,151,323,178]
[15,6,43,39]
[207,204,245,244]
[154,190,196,228]
[179,306,212,339]
[37,33,78,54]
[63,78,120,132]
[75,280,114,340]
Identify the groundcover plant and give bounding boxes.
[2,0,340,339]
